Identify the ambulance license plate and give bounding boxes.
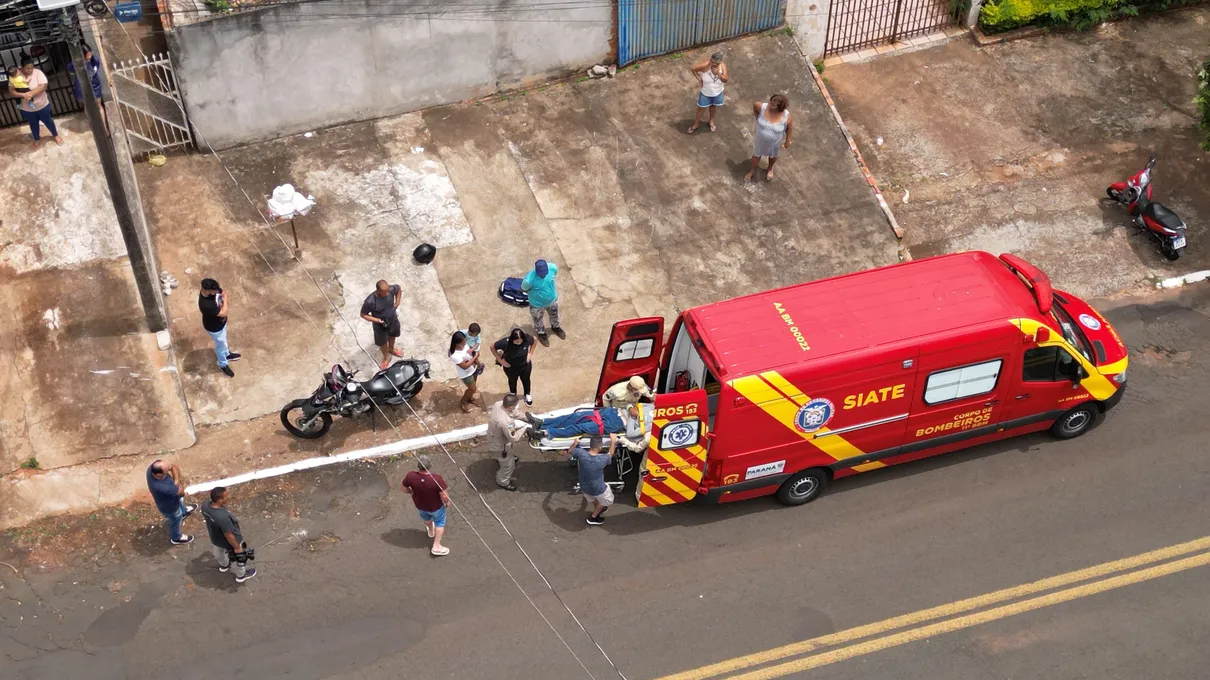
[1173,237,1187,249]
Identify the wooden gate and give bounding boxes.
[618,0,785,66]
[824,0,960,56]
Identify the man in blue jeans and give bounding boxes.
[198,278,241,377]
[146,459,197,545]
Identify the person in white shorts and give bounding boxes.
[564,435,616,525]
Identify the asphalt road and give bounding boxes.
[6,286,1210,680]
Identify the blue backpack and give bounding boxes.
[498,277,529,307]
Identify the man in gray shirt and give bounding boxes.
[201,487,256,583]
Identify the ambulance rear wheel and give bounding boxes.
[1050,404,1098,440]
[777,469,829,506]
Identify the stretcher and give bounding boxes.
[523,408,642,493]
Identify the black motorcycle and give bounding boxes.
[280,360,429,439]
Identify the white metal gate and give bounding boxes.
[111,53,193,156]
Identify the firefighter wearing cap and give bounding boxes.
[602,376,653,409]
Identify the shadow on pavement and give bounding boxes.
[380,528,431,550]
[186,552,239,593]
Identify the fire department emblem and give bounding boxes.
[1078,313,1101,331]
[795,398,834,434]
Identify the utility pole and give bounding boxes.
[64,7,167,332]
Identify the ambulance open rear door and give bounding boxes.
[636,389,710,507]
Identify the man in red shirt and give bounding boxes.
[402,455,451,556]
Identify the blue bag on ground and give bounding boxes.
[498,277,529,307]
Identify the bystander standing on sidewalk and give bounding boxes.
[522,259,563,344]
[8,57,62,149]
[146,459,197,545]
[562,435,617,526]
[67,42,107,133]
[201,487,257,583]
[199,278,240,378]
[486,394,527,491]
[493,327,536,405]
[360,280,402,369]
[687,51,727,135]
[402,455,451,556]
[449,330,484,413]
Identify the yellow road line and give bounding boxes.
[656,535,1210,680]
[728,550,1210,680]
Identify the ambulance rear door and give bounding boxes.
[594,317,665,405]
[636,388,710,508]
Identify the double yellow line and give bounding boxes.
[658,536,1210,680]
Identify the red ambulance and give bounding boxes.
[593,251,1128,508]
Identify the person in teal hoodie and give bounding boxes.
[522,259,563,343]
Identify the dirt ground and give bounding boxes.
[0,118,194,477]
[823,8,1210,296]
[137,30,902,431]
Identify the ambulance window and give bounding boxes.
[923,359,1003,405]
[615,338,654,361]
[1023,347,1081,382]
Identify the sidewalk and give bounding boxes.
[2,31,902,529]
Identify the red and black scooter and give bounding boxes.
[1106,154,1188,261]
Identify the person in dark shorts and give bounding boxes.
[492,327,536,405]
[198,278,240,377]
[360,280,402,369]
[402,455,451,556]
[146,459,197,545]
[200,487,256,583]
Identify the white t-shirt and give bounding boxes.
[700,68,724,97]
[450,349,476,379]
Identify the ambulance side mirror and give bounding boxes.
[1034,327,1051,343]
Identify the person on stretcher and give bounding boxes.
[526,404,653,453]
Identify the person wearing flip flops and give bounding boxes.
[687,52,727,135]
[402,455,452,556]
[361,280,403,369]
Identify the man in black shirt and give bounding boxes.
[360,280,402,369]
[198,278,241,377]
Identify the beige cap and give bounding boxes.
[628,376,648,391]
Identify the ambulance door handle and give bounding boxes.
[1015,394,1031,400]
[984,400,999,406]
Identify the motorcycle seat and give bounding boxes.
[365,363,417,397]
[1143,202,1184,231]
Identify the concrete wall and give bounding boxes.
[167,0,612,149]
[788,0,832,60]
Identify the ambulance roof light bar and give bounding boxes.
[998,253,1053,316]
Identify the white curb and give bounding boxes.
[1156,270,1210,290]
[185,403,591,494]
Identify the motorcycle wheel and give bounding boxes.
[1106,187,1123,203]
[404,382,424,400]
[1164,247,1181,261]
[280,399,332,439]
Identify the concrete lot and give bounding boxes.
[138,31,902,427]
[4,285,1210,679]
[0,118,194,476]
[823,8,1210,297]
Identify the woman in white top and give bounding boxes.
[449,330,483,412]
[687,52,728,135]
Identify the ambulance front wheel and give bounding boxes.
[1049,404,1099,440]
[777,468,830,506]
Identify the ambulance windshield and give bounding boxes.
[1050,300,1093,363]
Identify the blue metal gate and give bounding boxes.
[618,0,786,66]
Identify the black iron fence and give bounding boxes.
[1,39,83,128]
[825,0,962,56]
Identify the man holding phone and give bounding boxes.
[361,280,403,369]
[198,278,240,377]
